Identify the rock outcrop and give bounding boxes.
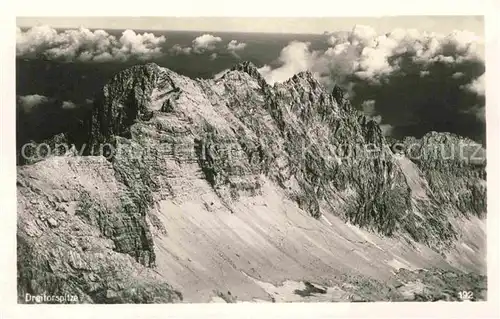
[17,157,182,303]
[17,62,487,303]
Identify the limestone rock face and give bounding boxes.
[17,157,182,303]
[403,132,486,217]
[17,62,487,303]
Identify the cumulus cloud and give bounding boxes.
[18,94,48,112]
[460,73,486,124]
[169,34,224,56]
[258,41,320,85]
[17,94,94,147]
[420,70,430,77]
[226,40,247,58]
[16,25,167,62]
[62,101,77,109]
[463,73,485,95]
[192,34,222,53]
[227,40,247,52]
[320,25,483,85]
[170,44,192,55]
[258,25,485,143]
[17,94,81,114]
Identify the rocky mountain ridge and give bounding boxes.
[17,62,487,303]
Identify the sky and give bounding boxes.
[15,16,487,149]
[17,16,484,36]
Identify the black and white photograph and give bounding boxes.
[8,12,495,310]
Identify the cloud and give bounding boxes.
[420,70,430,77]
[227,40,247,52]
[170,44,192,55]
[258,41,319,85]
[321,25,483,85]
[192,34,222,53]
[16,25,166,62]
[257,25,485,143]
[17,94,82,114]
[226,40,247,58]
[17,94,94,147]
[460,73,485,124]
[169,34,224,56]
[463,73,485,96]
[18,94,48,112]
[62,101,77,109]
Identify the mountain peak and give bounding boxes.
[281,71,319,88]
[231,60,259,72]
[230,61,268,85]
[293,70,315,80]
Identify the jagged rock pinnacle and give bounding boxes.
[291,71,316,81]
[231,61,259,74]
[230,61,269,87]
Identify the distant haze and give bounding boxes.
[17,16,484,36]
